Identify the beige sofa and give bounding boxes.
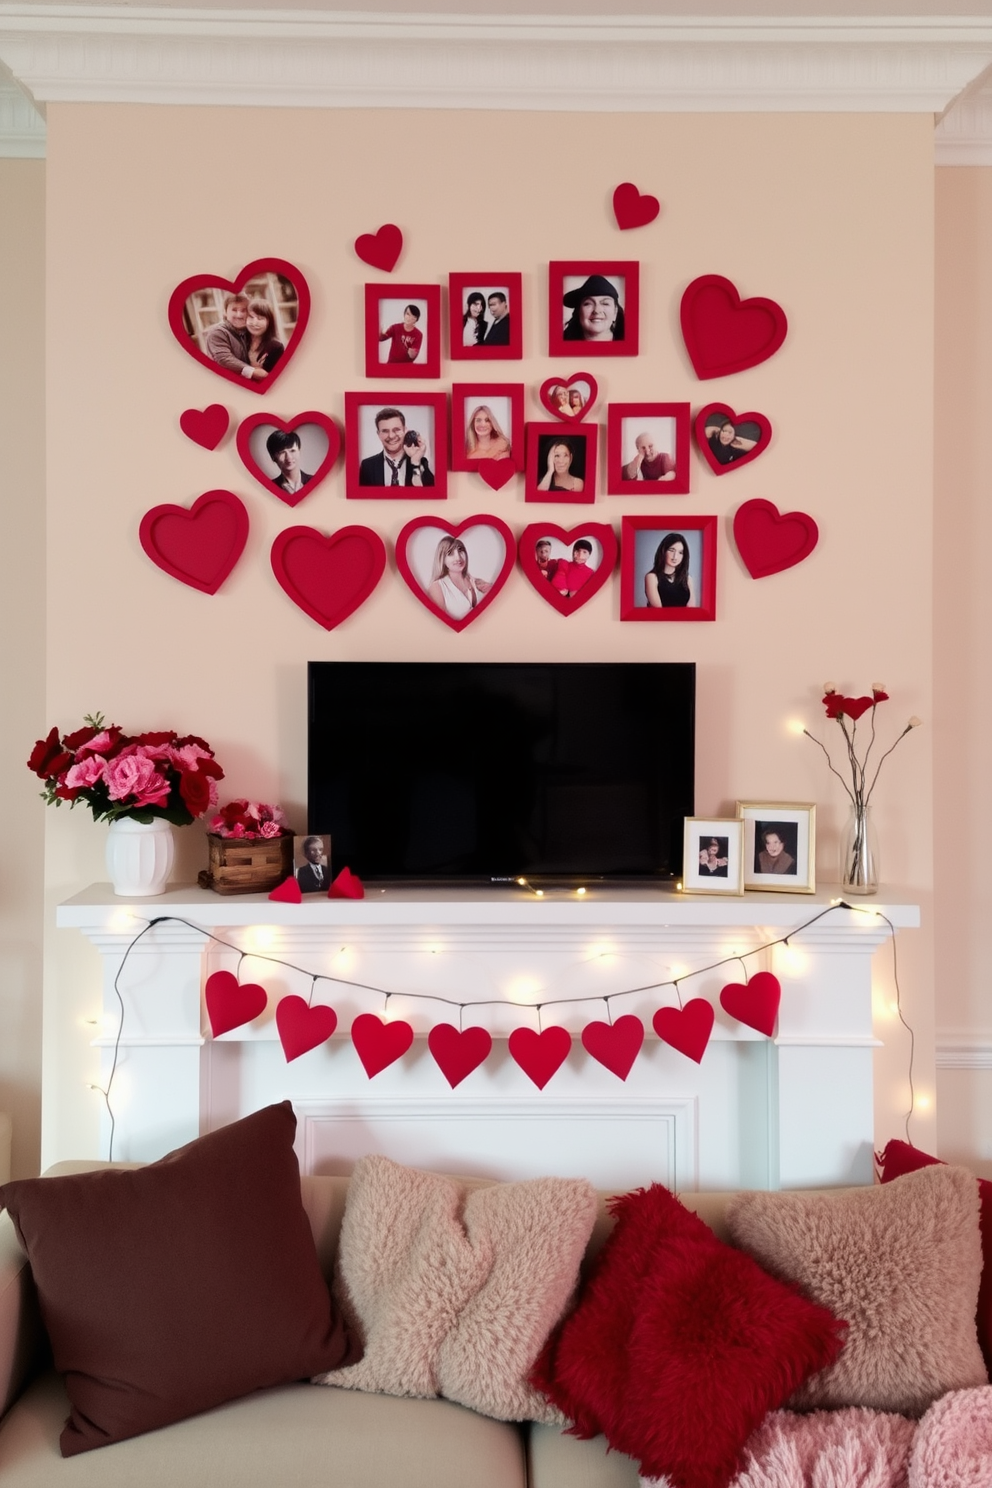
[0,1162,739,1488]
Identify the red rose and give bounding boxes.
[28,728,65,777]
[134,730,178,748]
[179,770,212,818]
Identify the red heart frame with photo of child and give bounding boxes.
[518,522,617,618]
[167,258,311,393]
[694,403,772,476]
[395,514,515,633]
[236,411,342,507]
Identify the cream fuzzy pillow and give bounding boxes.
[314,1155,597,1422]
[726,1164,988,1415]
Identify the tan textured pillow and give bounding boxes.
[314,1155,597,1422]
[726,1164,988,1415]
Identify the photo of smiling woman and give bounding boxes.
[465,404,511,461]
[427,535,493,621]
[754,822,797,876]
[537,436,584,494]
[562,273,625,343]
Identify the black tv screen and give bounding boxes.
[308,662,694,883]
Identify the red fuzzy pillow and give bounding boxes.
[530,1184,845,1488]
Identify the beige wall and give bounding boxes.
[38,104,936,1165]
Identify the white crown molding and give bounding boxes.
[936,79,992,163]
[0,71,43,154]
[936,1036,992,1069]
[1,9,992,112]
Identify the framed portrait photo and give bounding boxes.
[607,403,690,495]
[451,383,525,474]
[345,392,448,500]
[549,260,639,357]
[525,422,597,504]
[682,818,743,895]
[620,515,716,621]
[365,284,441,378]
[737,803,816,894]
[449,273,522,360]
[294,833,331,894]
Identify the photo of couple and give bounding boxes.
[461,288,511,349]
[449,274,522,360]
[182,274,298,384]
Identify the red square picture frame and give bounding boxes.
[620,515,717,621]
[450,384,525,474]
[548,261,639,357]
[448,274,522,360]
[607,403,691,495]
[344,392,448,499]
[364,284,441,379]
[525,422,597,503]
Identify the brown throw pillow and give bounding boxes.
[0,1101,349,1455]
[726,1164,988,1415]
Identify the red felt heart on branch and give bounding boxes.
[733,499,818,579]
[139,489,248,595]
[329,866,365,900]
[518,522,617,618]
[680,274,788,379]
[276,996,337,1062]
[268,876,302,903]
[354,224,403,273]
[476,462,517,491]
[538,373,599,423]
[168,258,309,393]
[351,1013,414,1078]
[236,411,342,507]
[652,999,714,1064]
[428,1025,493,1088]
[508,1026,572,1089]
[205,970,268,1038]
[270,525,387,629]
[581,1016,644,1081]
[180,404,229,450]
[719,972,781,1037]
[694,403,772,476]
[395,515,515,633]
[613,182,661,230]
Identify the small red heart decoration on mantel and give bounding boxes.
[139,489,249,595]
[205,970,268,1038]
[476,462,517,492]
[351,1013,415,1078]
[428,1025,493,1089]
[613,182,661,230]
[180,404,229,450]
[518,522,617,618]
[236,411,342,507]
[168,258,310,393]
[396,515,515,633]
[270,525,387,629]
[354,224,403,273]
[652,999,715,1064]
[508,1026,573,1089]
[694,403,772,476]
[329,865,365,900]
[733,498,819,579]
[539,373,599,423]
[680,274,788,380]
[581,1016,644,1081]
[276,995,337,1063]
[268,876,302,903]
[719,972,781,1038]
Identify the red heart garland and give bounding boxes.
[139,490,248,595]
[329,866,365,900]
[276,996,337,1063]
[508,1027,572,1089]
[167,258,309,393]
[395,515,515,633]
[518,522,617,618]
[733,499,818,579]
[581,1016,644,1081]
[428,1025,493,1088]
[180,405,229,450]
[351,1013,415,1078]
[719,972,781,1038]
[694,402,772,477]
[652,999,715,1064]
[205,970,268,1038]
[270,525,387,630]
[268,876,302,903]
[538,373,599,423]
[613,182,661,230]
[477,462,517,491]
[680,274,788,379]
[236,411,342,507]
[355,224,403,273]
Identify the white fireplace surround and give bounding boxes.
[56,883,919,1193]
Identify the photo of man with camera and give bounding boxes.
[358,406,435,488]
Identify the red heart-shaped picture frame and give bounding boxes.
[205,969,268,1038]
[518,522,617,618]
[168,258,310,393]
[351,1013,414,1078]
[694,403,772,476]
[139,489,249,595]
[539,373,599,423]
[396,515,515,633]
[580,1016,644,1081]
[354,224,403,273]
[270,524,387,630]
[236,411,341,507]
[680,274,788,380]
[427,1024,493,1089]
[652,999,715,1064]
[719,972,781,1038]
[613,182,661,231]
[508,1026,572,1089]
[276,996,337,1063]
[179,404,229,450]
[733,498,819,579]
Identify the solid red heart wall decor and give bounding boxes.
[270,525,387,630]
[680,274,788,379]
[168,258,310,393]
[179,404,229,450]
[139,489,249,595]
[354,223,403,273]
[395,515,515,632]
[612,182,661,230]
[733,499,819,579]
[236,411,342,507]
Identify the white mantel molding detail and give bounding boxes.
[0,71,44,154]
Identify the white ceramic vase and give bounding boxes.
[105,816,175,897]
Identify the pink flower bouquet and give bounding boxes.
[209,799,291,840]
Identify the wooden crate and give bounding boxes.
[198,832,295,895]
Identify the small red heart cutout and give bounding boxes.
[396,515,515,632]
[733,499,818,579]
[139,489,248,595]
[268,876,302,903]
[613,182,661,230]
[428,1025,493,1088]
[180,405,229,450]
[276,995,337,1062]
[355,224,403,273]
[329,865,365,900]
[508,1026,572,1089]
[477,462,517,491]
[538,373,598,423]
[351,1013,414,1078]
[720,972,781,1038]
[271,525,387,629]
[518,522,617,618]
[236,412,342,507]
[652,999,715,1064]
[205,969,268,1038]
[168,258,309,393]
[581,1016,644,1081]
[680,274,788,379]
[694,403,772,476]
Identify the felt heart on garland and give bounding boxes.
[581,1016,644,1081]
[428,1025,493,1088]
[351,1013,415,1078]
[268,876,302,903]
[168,258,310,393]
[476,462,517,492]
[694,403,772,476]
[276,995,337,1062]
[139,489,248,595]
[395,515,515,633]
[270,524,387,630]
[733,498,818,579]
[236,411,342,507]
[719,971,781,1038]
[354,223,403,273]
[508,1026,572,1089]
[539,373,598,423]
[652,999,715,1064]
[205,970,268,1038]
[680,274,788,380]
[613,181,661,230]
[179,404,229,450]
[518,522,617,618]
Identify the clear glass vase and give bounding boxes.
[840,804,878,896]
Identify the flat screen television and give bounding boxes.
[308,661,694,884]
